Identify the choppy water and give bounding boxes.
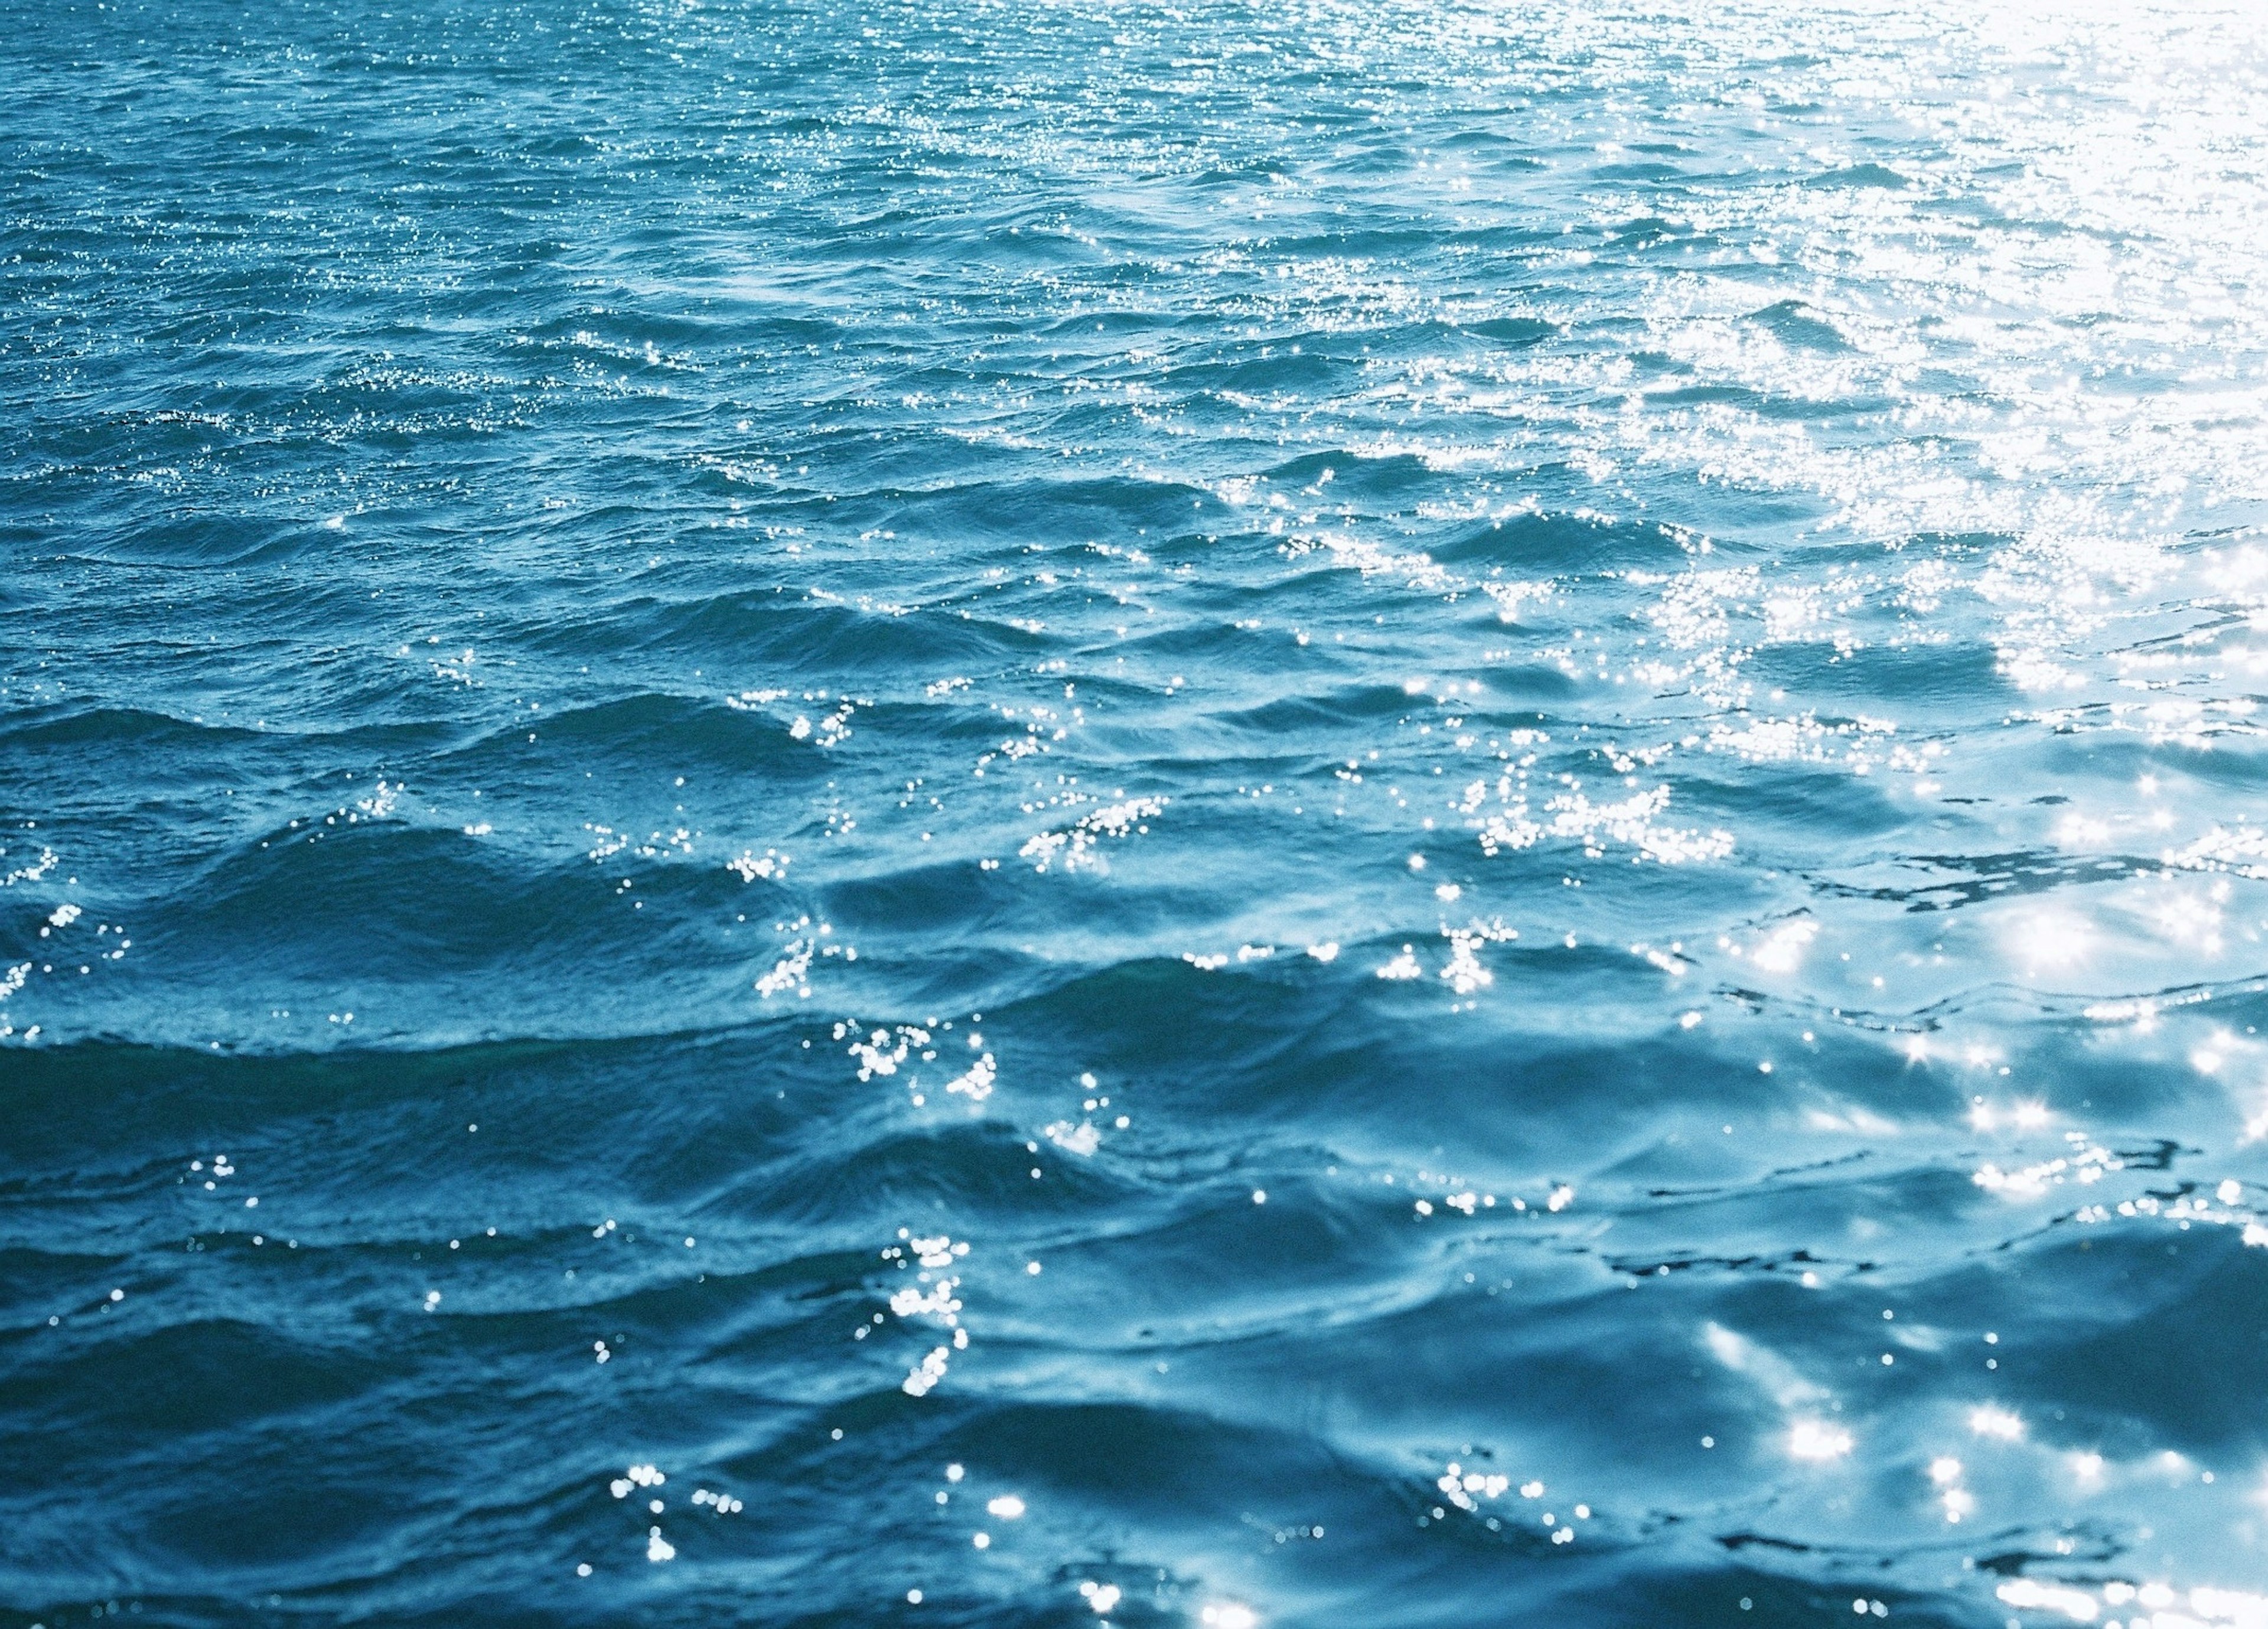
[8,0,2268,1623]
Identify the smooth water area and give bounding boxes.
[7,0,2268,1623]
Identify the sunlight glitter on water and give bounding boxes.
[8,0,2268,1622]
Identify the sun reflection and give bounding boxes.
[1748,916,1819,974]
[1928,1455,1975,1523]
[1788,1420,1855,1462]
[1969,1405,2025,1441]
[1993,1576,2268,1629]
[1969,1096,2049,1132]
[2007,909,2095,975]
[1997,1579,2099,1623]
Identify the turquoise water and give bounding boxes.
[8,0,2268,1622]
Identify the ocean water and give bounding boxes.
[8,0,2268,1623]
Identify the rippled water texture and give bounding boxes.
[8,0,2268,1623]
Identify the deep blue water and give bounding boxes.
[8,0,2268,1623]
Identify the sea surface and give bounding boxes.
[7,0,2268,1623]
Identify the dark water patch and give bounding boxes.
[1805,162,1918,191]
[1432,509,1690,572]
[1745,299,1859,354]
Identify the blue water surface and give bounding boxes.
[8,0,2268,1623]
